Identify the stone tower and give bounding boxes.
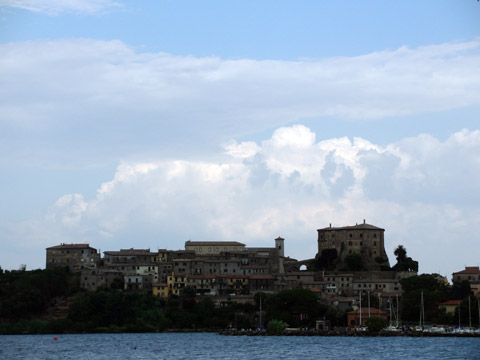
[275,236,285,257]
[316,220,390,270]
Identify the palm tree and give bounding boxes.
[394,245,407,262]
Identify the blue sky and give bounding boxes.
[1,0,480,278]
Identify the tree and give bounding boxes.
[365,317,387,334]
[392,245,418,272]
[394,245,407,262]
[455,296,479,327]
[399,274,449,323]
[345,254,363,271]
[316,249,338,270]
[267,319,286,334]
[265,288,322,327]
[451,280,471,300]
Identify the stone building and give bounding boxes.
[347,307,388,327]
[452,266,480,296]
[317,220,390,270]
[184,241,246,254]
[45,221,415,305]
[46,243,100,271]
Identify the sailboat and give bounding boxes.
[415,290,425,332]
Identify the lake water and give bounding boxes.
[1,332,479,359]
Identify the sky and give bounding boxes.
[0,0,480,280]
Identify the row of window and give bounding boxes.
[194,247,240,253]
[320,233,378,239]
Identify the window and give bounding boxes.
[360,234,363,238]
[373,241,377,246]
[349,234,352,238]
[208,248,211,252]
[374,234,377,238]
[360,242,363,246]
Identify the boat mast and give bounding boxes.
[389,297,392,327]
[368,290,371,319]
[458,300,461,328]
[259,295,262,329]
[359,292,362,327]
[469,296,472,329]
[419,290,424,328]
[396,294,399,328]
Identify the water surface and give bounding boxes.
[1,332,478,359]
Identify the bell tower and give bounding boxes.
[275,237,285,257]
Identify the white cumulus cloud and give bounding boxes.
[2,125,479,279]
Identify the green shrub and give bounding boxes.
[365,317,387,334]
[267,319,286,334]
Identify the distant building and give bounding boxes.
[439,300,462,315]
[184,241,246,254]
[45,222,415,304]
[46,243,99,272]
[452,266,480,296]
[347,307,388,327]
[317,220,390,270]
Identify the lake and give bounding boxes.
[0,332,478,359]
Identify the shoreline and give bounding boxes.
[219,329,480,338]
[1,329,479,337]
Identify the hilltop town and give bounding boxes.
[46,221,422,315]
[1,220,478,335]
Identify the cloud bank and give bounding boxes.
[3,125,479,278]
[1,38,480,166]
[0,0,121,14]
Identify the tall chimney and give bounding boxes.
[363,219,366,224]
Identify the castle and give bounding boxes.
[46,221,414,308]
[317,220,390,270]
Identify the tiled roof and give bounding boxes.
[453,266,480,275]
[216,274,249,279]
[249,275,274,280]
[104,249,151,256]
[185,241,245,247]
[439,300,462,306]
[46,243,95,250]
[348,308,388,315]
[318,223,384,231]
